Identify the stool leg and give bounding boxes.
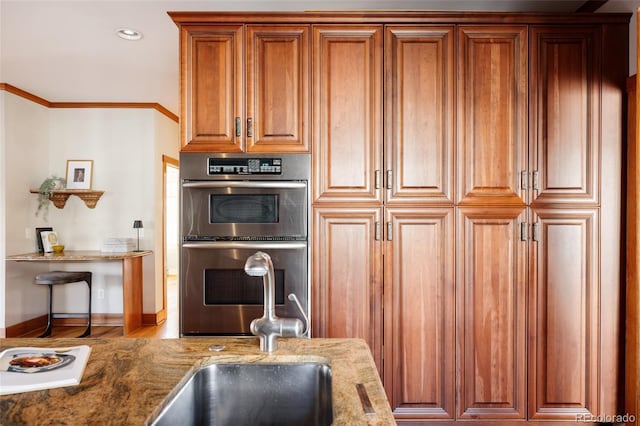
[79,277,92,338]
[39,284,53,338]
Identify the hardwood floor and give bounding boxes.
[18,276,179,339]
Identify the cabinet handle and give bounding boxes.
[386,170,393,190]
[520,222,528,241]
[235,117,241,138]
[532,221,540,242]
[387,221,393,241]
[521,170,528,190]
[247,117,253,138]
[532,170,539,191]
[375,221,381,241]
[375,170,381,190]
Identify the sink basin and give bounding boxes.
[150,362,333,426]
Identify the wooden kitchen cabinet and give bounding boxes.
[311,206,383,373]
[179,25,243,152]
[457,26,528,206]
[171,12,627,424]
[384,26,455,205]
[529,26,601,206]
[312,25,383,203]
[179,24,309,152]
[528,208,599,420]
[456,207,528,420]
[383,207,455,420]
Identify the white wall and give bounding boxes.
[0,92,5,334]
[3,92,51,328]
[2,94,179,329]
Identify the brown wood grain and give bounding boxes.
[529,208,599,419]
[312,25,383,203]
[529,26,601,206]
[456,26,528,206]
[456,207,527,419]
[383,207,455,419]
[179,24,243,152]
[246,25,310,152]
[384,26,454,205]
[311,206,383,373]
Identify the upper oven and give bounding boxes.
[181,153,309,240]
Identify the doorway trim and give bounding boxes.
[161,154,179,325]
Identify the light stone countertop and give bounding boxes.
[0,337,395,425]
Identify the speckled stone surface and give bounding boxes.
[6,250,152,261]
[0,337,395,425]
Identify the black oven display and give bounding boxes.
[210,194,279,224]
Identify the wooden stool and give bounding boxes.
[35,271,92,337]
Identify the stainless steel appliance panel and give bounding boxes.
[181,241,308,335]
[182,181,307,239]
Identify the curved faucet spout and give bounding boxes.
[244,251,304,352]
[244,251,276,320]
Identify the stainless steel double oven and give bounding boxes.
[180,153,310,336]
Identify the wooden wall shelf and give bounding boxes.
[30,189,105,209]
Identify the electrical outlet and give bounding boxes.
[97,289,105,299]
[25,228,31,239]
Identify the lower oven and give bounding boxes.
[181,241,308,335]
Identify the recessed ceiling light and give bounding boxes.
[116,28,143,41]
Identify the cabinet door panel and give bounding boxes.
[385,26,454,204]
[181,25,243,152]
[529,209,599,419]
[457,207,527,419]
[530,27,601,205]
[384,208,454,419]
[312,207,383,372]
[457,26,527,205]
[312,26,383,203]
[246,25,309,152]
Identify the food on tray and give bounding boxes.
[10,355,61,368]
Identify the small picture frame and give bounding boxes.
[66,160,93,190]
[40,231,59,253]
[35,227,53,253]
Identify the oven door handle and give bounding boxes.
[182,181,307,189]
[183,241,307,250]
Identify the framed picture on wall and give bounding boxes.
[35,227,53,253]
[66,160,93,189]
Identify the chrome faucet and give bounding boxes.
[244,251,308,352]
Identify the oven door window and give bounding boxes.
[203,269,285,305]
[210,194,278,224]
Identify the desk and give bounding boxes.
[6,250,152,335]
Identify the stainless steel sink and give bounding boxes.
[150,362,333,426]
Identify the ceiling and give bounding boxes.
[1,0,638,116]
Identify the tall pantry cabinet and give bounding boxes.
[170,12,628,424]
[310,16,627,424]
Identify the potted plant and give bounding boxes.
[36,176,66,219]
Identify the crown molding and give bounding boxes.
[0,83,178,123]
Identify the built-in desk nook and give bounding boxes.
[6,250,152,335]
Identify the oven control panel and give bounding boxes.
[208,158,282,175]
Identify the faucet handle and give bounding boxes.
[288,293,309,337]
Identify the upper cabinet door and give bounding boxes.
[181,25,244,152]
[246,25,310,152]
[530,27,601,206]
[312,25,383,204]
[385,26,454,205]
[457,26,528,206]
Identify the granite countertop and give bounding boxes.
[6,250,152,261]
[0,337,394,425]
